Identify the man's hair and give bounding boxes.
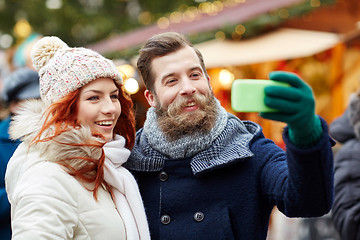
[137,32,208,92]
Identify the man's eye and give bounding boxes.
[191,72,201,78]
[166,79,177,85]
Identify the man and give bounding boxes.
[125,32,334,239]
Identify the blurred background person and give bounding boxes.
[0,67,40,240]
[330,91,360,240]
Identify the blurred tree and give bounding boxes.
[0,0,200,48]
[0,0,336,56]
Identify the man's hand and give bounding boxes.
[260,71,322,147]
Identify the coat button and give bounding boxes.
[194,212,204,222]
[161,214,171,225]
[159,171,168,181]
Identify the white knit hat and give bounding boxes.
[31,36,122,105]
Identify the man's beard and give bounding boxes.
[155,92,218,141]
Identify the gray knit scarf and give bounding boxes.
[143,99,228,159]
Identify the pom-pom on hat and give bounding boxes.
[31,36,122,105]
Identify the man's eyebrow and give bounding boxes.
[160,72,176,83]
[190,66,202,71]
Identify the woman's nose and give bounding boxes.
[102,98,116,114]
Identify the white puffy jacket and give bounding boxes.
[5,100,126,239]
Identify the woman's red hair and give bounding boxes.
[32,81,135,199]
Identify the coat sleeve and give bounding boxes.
[260,117,334,217]
[10,161,79,240]
[331,140,360,240]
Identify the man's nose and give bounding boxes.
[180,78,196,96]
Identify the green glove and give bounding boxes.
[260,71,322,148]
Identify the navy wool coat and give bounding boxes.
[126,114,334,240]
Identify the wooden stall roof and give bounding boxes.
[194,28,341,68]
[87,0,307,54]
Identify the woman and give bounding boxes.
[5,36,150,239]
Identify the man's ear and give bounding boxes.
[207,76,213,91]
[144,90,157,107]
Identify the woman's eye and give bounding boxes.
[111,94,119,99]
[87,96,99,101]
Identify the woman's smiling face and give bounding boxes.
[77,77,121,141]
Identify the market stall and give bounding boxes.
[193,27,360,144]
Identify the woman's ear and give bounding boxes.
[144,90,157,107]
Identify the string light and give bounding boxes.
[124,78,139,94]
[157,17,170,29]
[219,69,234,88]
[13,19,32,38]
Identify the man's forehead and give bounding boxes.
[152,47,201,77]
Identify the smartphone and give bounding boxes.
[231,79,289,112]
